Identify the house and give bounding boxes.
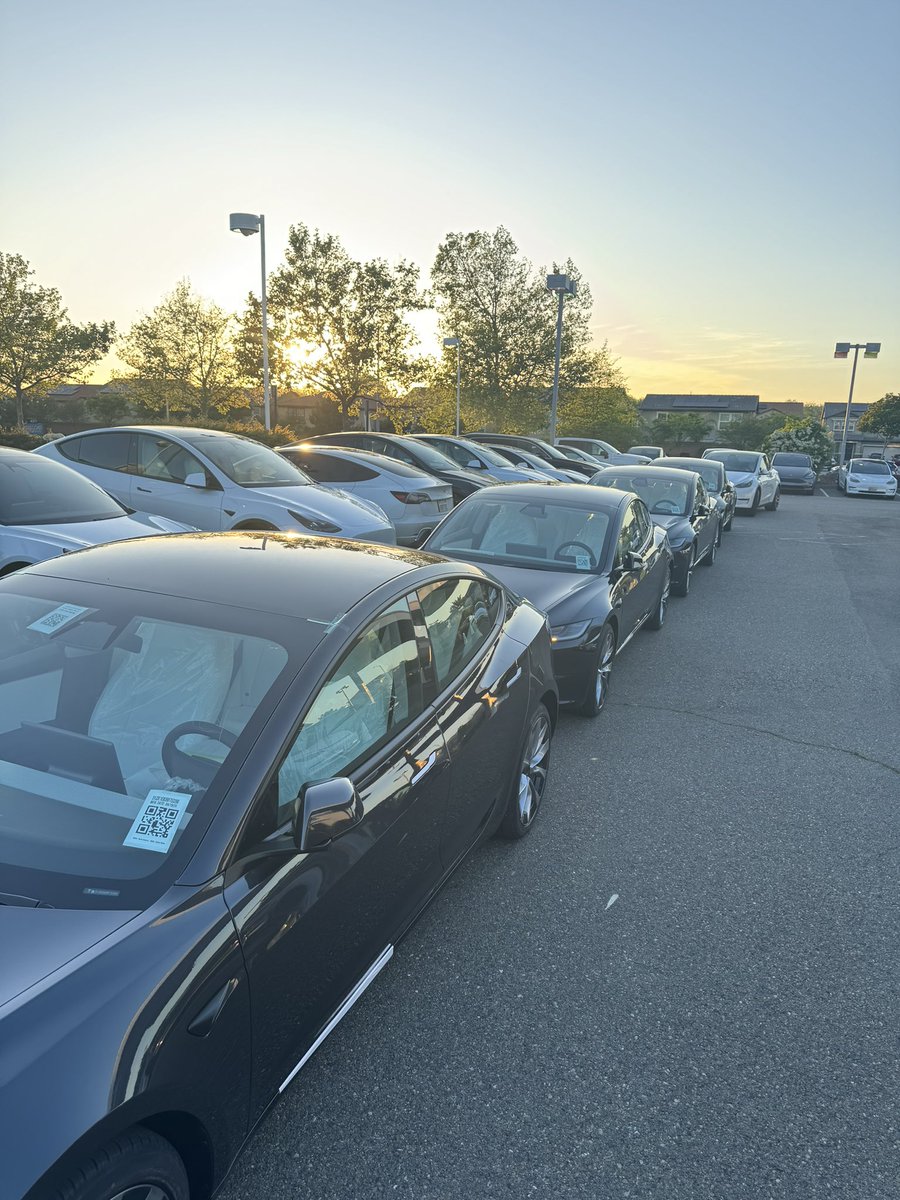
[821,402,884,460]
[758,401,804,420]
[638,394,759,439]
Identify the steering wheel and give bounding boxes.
[554,541,596,569]
[161,721,237,788]
[651,499,680,514]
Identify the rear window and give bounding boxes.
[704,451,759,472]
[0,456,126,525]
[282,450,378,483]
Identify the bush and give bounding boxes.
[764,417,835,474]
[178,419,302,448]
[0,428,44,450]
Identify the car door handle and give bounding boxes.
[136,486,151,493]
[410,750,437,784]
[501,665,523,691]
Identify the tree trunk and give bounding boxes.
[15,385,25,428]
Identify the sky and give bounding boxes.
[2,0,898,410]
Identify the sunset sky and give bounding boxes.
[2,0,897,409]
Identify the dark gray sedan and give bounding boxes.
[0,534,556,1200]
[771,452,818,494]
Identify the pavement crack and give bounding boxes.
[609,699,900,778]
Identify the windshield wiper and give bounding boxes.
[0,891,53,908]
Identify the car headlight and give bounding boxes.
[289,510,342,533]
[668,538,691,553]
[734,477,756,489]
[550,620,592,644]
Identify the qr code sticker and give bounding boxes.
[123,790,191,853]
[27,603,90,635]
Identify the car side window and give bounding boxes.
[276,601,425,824]
[381,442,416,465]
[616,505,638,565]
[64,432,133,472]
[135,434,207,484]
[299,453,376,483]
[633,500,653,548]
[694,478,707,515]
[416,578,502,691]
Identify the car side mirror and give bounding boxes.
[294,777,363,852]
[626,551,646,570]
[184,471,209,489]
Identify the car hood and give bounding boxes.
[0,905,138,1009]
[459,560,605,623]
[8,512,192,552]
[250,484,390,527]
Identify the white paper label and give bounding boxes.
[123,790,191,853]
[27,603,89,635]
[575,555,591,571]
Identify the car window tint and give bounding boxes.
[633,500,653,548]
[136,434,206,484]
[380,441,416,465]
[416,578,501,690]
[616,506,637,563]
[277,601,424,822]
[287,452,377,483]
[70,432,132,472]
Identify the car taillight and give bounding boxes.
[391,490,432,504]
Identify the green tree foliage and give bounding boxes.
[0,252,114,427]
[763,416,835,473]
[269,224,423,428]
[556,386,643,447]
[85,384,131,426]
[648,412,711,446]
[857,393,900,440]
[430,227,612,432]
[717,412,786,450]
[118,280,241,421]
[233,292,292,396]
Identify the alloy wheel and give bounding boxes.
[516,709,552,827]
[594,626,616,709]
[110,1188,173,1200]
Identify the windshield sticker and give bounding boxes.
[576,555,591,571]
[123,790,191,853]
[27,603,90,635]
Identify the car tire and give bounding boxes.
[673,545,695,597]
[765,488,780,511]
[746,489,760,516]
[52,1127,189,1200]
[702,533,718,566]
[498,703,553,838]
[577,622,616,718]
[647,567,671,630]
[724,509,734,532]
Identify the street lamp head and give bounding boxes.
[443,337,460,348]
[864,342,881,358]
[229,212,261,237]
[834,342,851,359]
[546,273,577,297]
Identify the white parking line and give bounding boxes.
[819,488,831,497]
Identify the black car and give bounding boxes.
[656,456,737,531]
[771,452,818,494]
[305,432,491,504]
[0,534,556,1200]
[424,483,672,717]
[590,466,719,597]
[467,433,597,479]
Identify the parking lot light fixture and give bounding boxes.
[833,341,880,465]
[230,212,271,430]
[546,274,577,444]
[443,337,461,436]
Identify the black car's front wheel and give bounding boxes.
[53,1128,189,1200]
[647,567,671,630]
[702,531,718,566]
[499,703,552,838]
[577,623,616,718]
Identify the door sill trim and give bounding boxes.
[278,943,394,1094]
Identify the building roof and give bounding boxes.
[757,401,804,416]
[822,402,870,419]
[639,394,759,413]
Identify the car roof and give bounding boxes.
[50,425,248,441]
[18,533,450,620]
[592,465,698,484]
[469,481,631,509]
[659,456,721,469]
[281,443,402,466]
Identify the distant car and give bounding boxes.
[556,438,651,465]
[413,435,543,484]
[305,432,491,504]
[424,482,672,717]
[483,443,583,482]
[702,448,780,515]
[590,465,719,596]
[656,456,737,532]
[627,446,666,460]
[0,447,191,576]
[555,445,606,467]
[278,444,452,546]
[771,452,818,494]
[35,426,396,542]
[467,433,597,479]
[837,457,898,498]
[0,534,556,1200]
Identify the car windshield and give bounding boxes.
[183,433,312,487]
[400,440,457,471]
[594,474,690,516]
[428,496,611,573]
[0,576,298,909]
[772,453,811,467]
[850,461,890,475]
[0,455,127,525]
[456,440,510,468]
[705,451,759,472]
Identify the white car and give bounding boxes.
[838,457,898,498]
[702,448,780,515]
[556,437,651,465]
[0,447,190,576]
[35,426,396,542]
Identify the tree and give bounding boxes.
[430,227,605,432]
[118,280,241,421]
[763,416,835,473]
[0,252,114,426]
[556,385,642,446]
[269,224,424,428]
[858,393,900,440]
[648,412,711,446]
[717,412,786,451]
[233,291,292,396]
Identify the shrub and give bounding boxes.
[180,420,301,448]
[0,428,44,450]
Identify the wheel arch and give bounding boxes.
[0,561,32,577]
[539,688,559,731]
[230,519,278,531]
[143,1110,215,1200]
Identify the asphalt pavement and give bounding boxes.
[219,491,899,1200]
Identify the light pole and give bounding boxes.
[229,212,271,430]
[443,337,461,435]
[833,341,880,465]
[546,274,577,444]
